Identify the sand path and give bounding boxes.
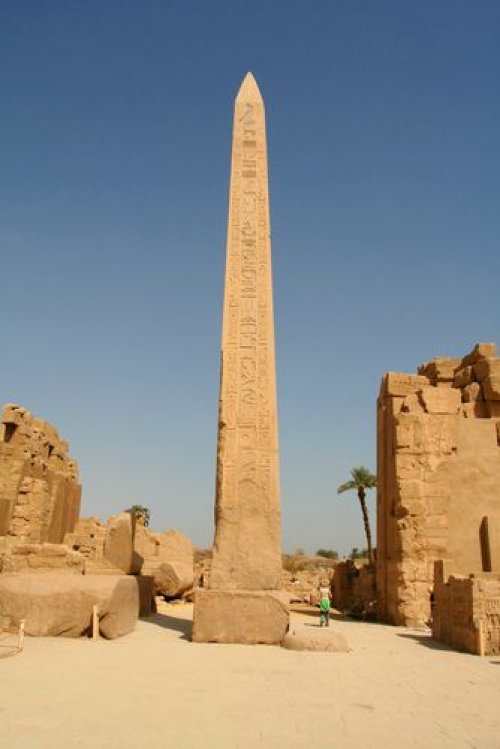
[1,604,499,748]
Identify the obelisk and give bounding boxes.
[192,73,289,644]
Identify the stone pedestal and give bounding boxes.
[192,589,288,644]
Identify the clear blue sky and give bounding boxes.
[1,2,499,554]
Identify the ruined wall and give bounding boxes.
[377,343,500,627]
[332,561,377,617]
[432,562,500,655]
[0,404,81,543]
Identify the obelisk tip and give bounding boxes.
[236,72,263,102]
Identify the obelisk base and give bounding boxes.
[192,589,289,645]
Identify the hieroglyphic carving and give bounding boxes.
[210,73,282,590]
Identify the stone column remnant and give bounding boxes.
[192,73,289,643]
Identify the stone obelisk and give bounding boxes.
[192,73,289,644]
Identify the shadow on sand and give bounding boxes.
[142,613,192,641]
[396,632,456,652]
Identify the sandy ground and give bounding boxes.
[1,603,499,749]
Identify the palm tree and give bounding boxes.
[128,504,150,527]
[337,466,376,565]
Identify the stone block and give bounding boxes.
[473,358,500,383]
[104,512,135,574]
[461,342,497,368]
[401,393,425,414]
[282,629,349,652]
[483,375,500,401]
[418,358,460,383]
[453,366,474,389]
[0,574,138,638]
[418,386,461,415]
[462,382,483,402]
[382,373,429,398]
[135,527,194,597]
[153,561,193,598]
[461,402,488,419]
[192,589,289,644]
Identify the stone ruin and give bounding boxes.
[432,560,500,655]
[332,560,376,619]
[0,403,194,638]
[0,403,81,547]
[377,342,500,628]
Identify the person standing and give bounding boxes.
[319,581,331,627]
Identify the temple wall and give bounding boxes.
[432,562,500,655]
[377,343,500,627]
[0,404,81,544]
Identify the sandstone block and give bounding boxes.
[418,386,461,415]
[401,393,425,414]
[382,373,428,398]
[472,358,500,383]
[192,589,289,644]
[282,629,349,652]
[460,342,497,368]
[0,539,85,574]
[483,375,500,401]
[462,382,483,403]
[104,512,135,574]
[153,561,193,598]
[135,527,194,597]
[418,358,460,383]
[0,574,138,638]
[453,366,474,389]
[461,402,488,419]
[0,403,81,542]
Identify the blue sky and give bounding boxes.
[1,1,499,554]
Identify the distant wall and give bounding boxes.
[432,562,500,655]
[0,404,81,543]
[377,343,500,627]
[332,561,376,616]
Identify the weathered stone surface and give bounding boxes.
[104,512,135,574]
[483,375,500,401]
[135,527,194,597]
[64,513,137,575]
[453,365,474,389]
[473,357,500,383]
[418,358,460,384]
[0,574,138,638]
[377,342,500,628]
[382,373,429,398]
[282,629,350,652]
[207,72,282,593]
[433,565,500,655]
[461,342,497,369]
[0,539,85,574]
[332,561,376,618]
[462,382,483,403]
[192,73,288,643]
[0,404,80,543]
[153,561,193,598]
[192,590,289,644]
[418,386,461,415]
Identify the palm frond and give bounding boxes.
[350,466,376,489]
[337,480,357,494]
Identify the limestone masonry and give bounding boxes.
[193,73,288,643]
[377,342,500,627]
[0,404,80,545]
